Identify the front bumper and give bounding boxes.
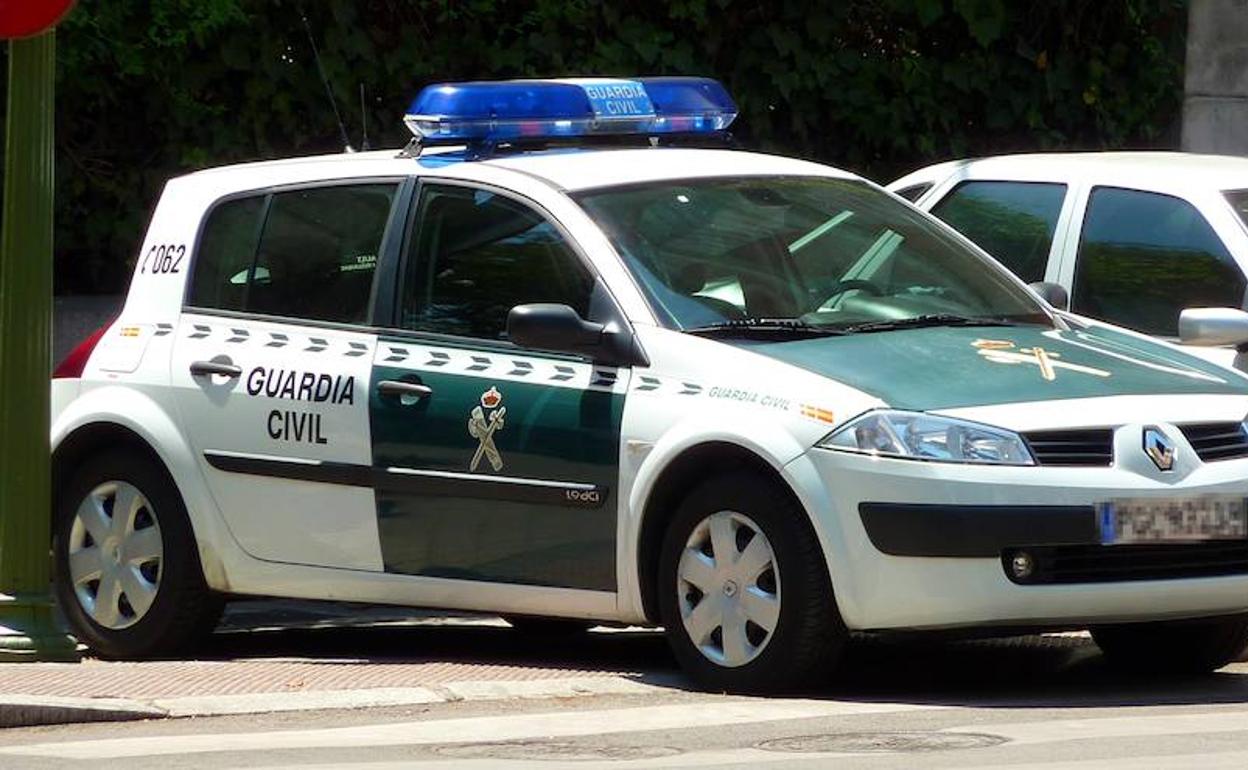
[797,446,1248,632]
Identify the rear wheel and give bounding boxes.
[1092,614,1248,675]
[657,472,846,693]
[53,450,223,658]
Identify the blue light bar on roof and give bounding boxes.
[404,77,738,147]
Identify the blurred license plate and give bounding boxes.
[1098,497,1248,544]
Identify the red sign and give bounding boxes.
[0,0,75,40]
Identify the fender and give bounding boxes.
[50,384,245,592]
[778,450,866,629]
[618,410,835,622]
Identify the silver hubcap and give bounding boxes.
[68,481,163,630]
[677,510,780,668]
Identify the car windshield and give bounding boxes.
[575,176,1053,333]
[1226,189,1248,229]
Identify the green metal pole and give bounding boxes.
[0,30,80,661]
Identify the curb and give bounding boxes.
[0,695,166,728]
[0,675,674,728]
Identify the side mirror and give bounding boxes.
[1178,307,1248,347]
[507,303,642,366]
[1028,281,1069,311]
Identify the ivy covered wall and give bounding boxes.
[0,0,1188,292]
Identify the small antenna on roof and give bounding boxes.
[296,1,354,153]
[359,83,371,151]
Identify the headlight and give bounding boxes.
[819,409,1034,466]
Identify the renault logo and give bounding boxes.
[1143,427,1176,471]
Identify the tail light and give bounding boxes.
[52,321,112,379]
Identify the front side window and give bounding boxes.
[401,185,595,340]
[930,180,1067,283]
[188,183,398,324]
[575,176,1050,331]
[1072,187,1245,336]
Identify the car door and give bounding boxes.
[368,182,630,592]
[171,181,403,570]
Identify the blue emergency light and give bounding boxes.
[403,77,737,154]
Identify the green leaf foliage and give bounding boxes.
[0,0,1188,293]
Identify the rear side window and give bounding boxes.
[1073,187,1244,336]
[930,181,1067,283]
[188,183,398,324]
[188,196,265,312]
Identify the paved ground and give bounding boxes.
[3,601,1248,768]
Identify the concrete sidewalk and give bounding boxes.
[0,602,677,728]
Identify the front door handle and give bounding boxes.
[190,360,242,378]
[377,380,433,401]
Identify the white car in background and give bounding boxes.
[889,153,1248,371]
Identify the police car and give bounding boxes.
[51,78,1248,692]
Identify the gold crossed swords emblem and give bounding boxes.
[972,339,1110,382]
[468,386,506,471]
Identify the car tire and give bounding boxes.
[504,616,594,636]
[53,450,223,658]
[657,471,846,693]
[1091,613,1248,675]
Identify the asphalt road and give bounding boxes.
[3,606,1247,769]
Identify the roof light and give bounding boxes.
[403,77,737,152]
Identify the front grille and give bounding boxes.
[1003,541,1248,585]
[1178,422,1248,462]
[1022,428,1114,467]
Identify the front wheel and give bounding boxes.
[1092,614,1248,675]
[53,450,223,658]
[657,472,846,693]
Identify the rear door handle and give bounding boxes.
[190,360,242,378]
[377,380,433,401]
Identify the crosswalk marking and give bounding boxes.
[0,699,945,760]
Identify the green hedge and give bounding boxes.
[0,0,1188,293]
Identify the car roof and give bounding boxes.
[176,146,857,197]
[894,151,1248,192]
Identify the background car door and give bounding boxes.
[369,183,629,592]
[171,182,400,570]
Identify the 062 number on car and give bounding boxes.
[141,243,186,274]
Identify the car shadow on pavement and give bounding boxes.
[829,633,1248,709]
[194,600,1248,709]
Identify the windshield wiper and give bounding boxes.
[685,318,847,339]
[838,314,1018,335]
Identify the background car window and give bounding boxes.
[188,184,397,324]
[930,181,1067,283]
[893,183,932,202]
[187,196,265,311]
[1226,189,1248,229]
[1073,187,1245,336]
[402,186,595,340]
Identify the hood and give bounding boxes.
[742,324,1248,411]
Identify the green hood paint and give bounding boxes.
[742,324,1248,411]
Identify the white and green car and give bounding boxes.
[50,79,1248,692]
